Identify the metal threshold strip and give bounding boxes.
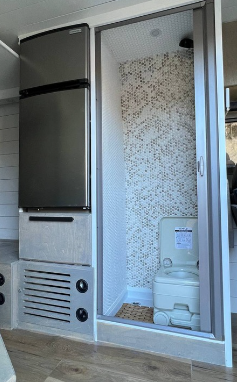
[97,315,216,339]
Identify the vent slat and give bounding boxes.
[24,270,70,281]
[25,275,70,283]
[24,294,70,305]
[24,301,70,313]
[23,297,70,309]
[24,278,71,289]
[24,284,70,298]
[22,266,72,324]
[24,284,70,295]
[23,306,70,318]
[24,312,70,323]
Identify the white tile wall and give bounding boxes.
[0,103,19,239]
[101,40,127,314]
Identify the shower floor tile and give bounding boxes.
[115,303,153,323]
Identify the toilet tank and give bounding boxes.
[160,217,199,266]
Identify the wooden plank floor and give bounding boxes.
[1,317,237,382]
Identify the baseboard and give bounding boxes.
[16,320,94,342]
[105,288,128,316]
[97,320,225,366]
[126,286,153,307]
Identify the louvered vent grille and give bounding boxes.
[18,261,94,336]
[23,269,72,323]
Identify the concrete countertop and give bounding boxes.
[0,334,16,382]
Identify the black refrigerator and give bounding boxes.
[19,24,90,209]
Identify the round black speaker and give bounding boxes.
[76,308,88,322]
[76,279,88,293]
[0,273,5,286]
[0,293,5,305]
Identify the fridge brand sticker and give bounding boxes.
[175,227,192,250]
[69,29,82,34]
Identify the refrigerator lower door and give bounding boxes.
[19,87,90,208]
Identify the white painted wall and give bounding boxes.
[0,102,19,240]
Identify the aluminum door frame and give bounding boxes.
[193,5,212,335]
[187,0,224,339]
[203,0,225,340]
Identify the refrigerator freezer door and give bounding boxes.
[19,88,90,208]
[20,25,89,91]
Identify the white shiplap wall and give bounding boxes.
[0,102,19,240]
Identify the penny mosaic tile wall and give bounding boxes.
[119,50,198,289]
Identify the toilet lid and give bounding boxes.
[160,217,199,266]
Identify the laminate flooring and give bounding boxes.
[1,316,237,382]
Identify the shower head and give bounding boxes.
[179,38,193,49]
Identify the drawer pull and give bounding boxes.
[29,216,74,222]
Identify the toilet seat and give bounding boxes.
[154,265,199,286]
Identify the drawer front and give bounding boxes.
[18,261,94,336]
[19,212,91,265]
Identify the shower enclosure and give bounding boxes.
[96,1,225,340]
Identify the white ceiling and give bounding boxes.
[102,11,193,63]
[0,0,150,53]
[0,0,234,56]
